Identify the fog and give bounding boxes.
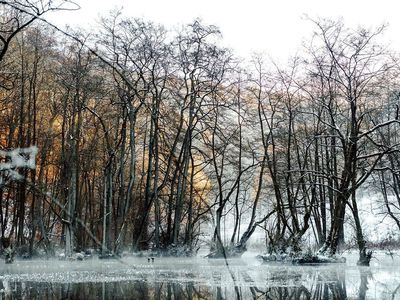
[1,251,400,299]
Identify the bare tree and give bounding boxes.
[0,0,78,62]
[306,18,399,265]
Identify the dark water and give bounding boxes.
[0,272,371,299]
[0,252,399,299]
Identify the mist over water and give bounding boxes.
[0,252,399,299]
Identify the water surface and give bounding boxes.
[0,251,399,299]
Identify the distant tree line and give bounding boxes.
[1,0,400,266]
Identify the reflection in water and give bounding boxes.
[0,264,397,299]
[0,281,213,299]
[247,268,348,300]
[358,269,371,300]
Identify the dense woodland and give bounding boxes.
[1,0,400,266]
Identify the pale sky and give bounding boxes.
[46,0,400,61]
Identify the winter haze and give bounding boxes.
[1,0,400,299]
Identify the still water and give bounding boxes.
[0,251,399,299]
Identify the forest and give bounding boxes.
[1,0,400,268]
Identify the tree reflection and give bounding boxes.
[242,267,377,300]
[358,268,371,300]
[0,267,390,300]
[0,280,214,299]
[245,268,348,300]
